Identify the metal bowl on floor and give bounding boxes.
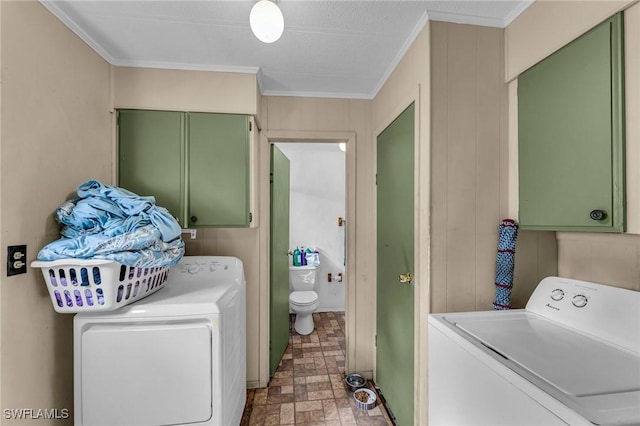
[344,373,366,392]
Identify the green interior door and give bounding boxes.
[376,103,415,425]
[270,144,291,377]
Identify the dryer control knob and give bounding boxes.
[187,263,201,274]
[572,294,588,308]
[550,289,564,301]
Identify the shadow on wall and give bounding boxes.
[52,314,74,424]
[313,247,345,312]
[511,230,558,308]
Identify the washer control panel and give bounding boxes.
[549,288,589,307]
[526,276,639,352]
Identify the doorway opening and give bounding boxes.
[269,141,348,376]
[278,142,347,307]
[257,130,357,388]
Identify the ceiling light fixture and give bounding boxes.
[250,0,284,44]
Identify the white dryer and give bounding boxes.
[429,276,640,425]
[74,256,246,426]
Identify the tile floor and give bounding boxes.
[241,311,395,425]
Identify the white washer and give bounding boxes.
[429,276,640,426]
[74,256,246,426]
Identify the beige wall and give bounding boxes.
[0,0,4,411]
[430,22,506,313]
[557,233,640,291]
[369,21,553,425]
[182,228,262,385]
[112,68,264,385]
[259,96,373,381]
[12,2,633,424]
[1,1,112,424]
[505,0,635,82]
[507,1,640,290]
[627,4,640,235]
[112,72,376,388]
[373,23,431,426]
[511,231,558,306]
[113,67,259,115]
[429,22,556,313]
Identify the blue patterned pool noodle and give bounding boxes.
[494,219,519,310]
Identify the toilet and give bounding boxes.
[289,265,319,335]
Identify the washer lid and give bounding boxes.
[436,310,640,426]
[289,291,318,305]
[454,314,640,397]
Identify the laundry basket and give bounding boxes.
[31,259,170,313]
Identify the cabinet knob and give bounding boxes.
[589,210,607,221]
[190,215,198,224]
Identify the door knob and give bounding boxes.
[589,210,607,221]
[399,273,413,284]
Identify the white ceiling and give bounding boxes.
[41,0,532,99]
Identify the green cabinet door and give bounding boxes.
[188,113,250,227]
[118,110,185,225]
[518,13,625,232]
[118,110,251,228]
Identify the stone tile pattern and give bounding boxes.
[241,312,394,425]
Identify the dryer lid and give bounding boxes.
[289,291,318,305]
[75,256,245,319]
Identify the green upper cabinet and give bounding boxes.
[118,109,252,228]
[188,112,250,227]
[518,13,625,232]
[118,110,185,222]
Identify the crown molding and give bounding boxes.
[110,59,259,75]
[427,10,505,28]
[261,89,372,100]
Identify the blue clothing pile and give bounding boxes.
[37,180,184,267]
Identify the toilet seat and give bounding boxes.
[289,291,318,306]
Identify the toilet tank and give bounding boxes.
[289,266,317,291]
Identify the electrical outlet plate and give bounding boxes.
[7,245,27,276]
